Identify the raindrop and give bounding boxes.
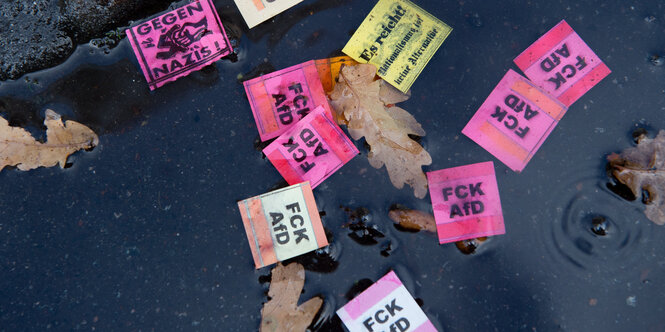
[590,215,609,236]
[626,295,637,307]
[649,55,664,67]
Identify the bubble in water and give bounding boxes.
[649,55,664,67]
[626,295,637,307]
[590,215,609,236]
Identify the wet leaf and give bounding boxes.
[0,109,98,171]
[455,237,487,255]
[260,262,323,332]
[329,64,432,198]
[388,207,437,233]
[608,130,665,225]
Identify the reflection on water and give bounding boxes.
[543,170,649,276]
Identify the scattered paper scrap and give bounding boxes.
[238,182,328,269]
[388,207,437,232]
[315,56,359,93]
[0,110,98,171]
[462,69,568,172]
[608,130,665,225]
[234,0,303,29]
[427,161,505,244]
[260,262,323,332]
[330,63,432,198]
[244,60,333,141]
[342,0,452,93]
[337,271,437,332]
[514,19,611,107]
[264,105,358,189]
[126,0,233,90]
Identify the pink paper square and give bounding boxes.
[462,70,568,172]
[243,61,333,141]
[337,271,437,332]
[427,162,505,244]
[514,20,611,106]
[263,106,358,188]
[126,0,232,90]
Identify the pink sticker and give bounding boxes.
[514,20,611,106]
[462,70,568,172]
[126,0,233,90]
[337,271,437,332]
[263,106,358,188]
[243,60,333,141]
[427,162,505,244]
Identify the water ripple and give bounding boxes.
[541,170,650,277]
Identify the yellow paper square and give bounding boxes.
[342,0,452,92]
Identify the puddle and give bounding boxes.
[1,1,665,331]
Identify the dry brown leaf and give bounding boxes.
[608,130,665,225]
[388,207,437,233]
[0,109,98,171]
[329,64,431,198]
[260,262,322,332]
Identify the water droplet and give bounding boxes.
[649,55,664,67]
[626,295,637,307]
[590,215,609,236]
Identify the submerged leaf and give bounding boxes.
[260,262,323,332]
[455,237,488,255]
[388,207,437,233]
[608,130,665,225]
[329,64,432,198]
[0,109,98,171]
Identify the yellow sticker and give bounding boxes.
[342,0,452,92]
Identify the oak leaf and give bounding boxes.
[329,64,432,198]
[388,207,437,233]
[608,130,665,225]
[0,109,98,171]
[260,262,322,332]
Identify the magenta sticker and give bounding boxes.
[462,70,568,172]
[514,20,611,107]
[126,0,233,90]
[243,60,333,141]
[263,106,358,189]
[427,161,505,244]
[337,271,437,332]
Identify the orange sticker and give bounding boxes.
[315,56,359,93]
